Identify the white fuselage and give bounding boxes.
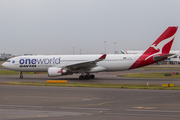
[2,54,141,72]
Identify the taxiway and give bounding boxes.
[1,69,180,120]
[1,85,180,120]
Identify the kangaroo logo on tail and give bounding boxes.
[145,34,176,60]
[129,26,178,70]
[150,44,160,51]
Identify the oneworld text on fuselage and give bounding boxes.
[19,57,61,65]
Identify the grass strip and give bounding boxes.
[0,71,47,75]
[121,72,180,79]
[1,82,180,90]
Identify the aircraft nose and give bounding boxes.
[2,62,6,68]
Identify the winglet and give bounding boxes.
[98,54,106,60]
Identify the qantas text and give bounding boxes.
[19,57,60,65]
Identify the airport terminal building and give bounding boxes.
[0,53,12,60]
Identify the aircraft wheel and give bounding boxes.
[85,75,90,79]
[20,75,23,79]
[79,75,84,80]
[90,74,95,79]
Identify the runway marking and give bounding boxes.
[84,101,116,106]
[148,104,180,107]
[106,113,180,117]
[98,101,113,105]
[126,109,180,113]
[0,115,48,118]
[98,111,102,114]
[60,107,110,111]
[0,109,87,118]
[91,98,100,99]
[133,106,156,109]
[87,114,93,115]
[83,98,100,100]
[71,95,180,109]
[54,115,64,117]
[0,105,42,108]
[73,115,81,116]
[38,115,48,117]
[64,100,116,108]
[83,99,91,100]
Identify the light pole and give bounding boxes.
[80,49,82,54]
[113,42,116,54]
[73,47,75,54]
[104,41,106,54]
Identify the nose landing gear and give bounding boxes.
[19,71,23,79]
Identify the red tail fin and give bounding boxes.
[129,26,178,69]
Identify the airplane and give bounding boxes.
[120,50,126,54]
[2,26,178,79]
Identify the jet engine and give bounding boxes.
[48,67,71,77]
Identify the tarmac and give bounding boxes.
[1,68,180,120]
[1,69,180,85]
[1,85,180,120]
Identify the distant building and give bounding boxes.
[0,53,12,59]
[114,51,118,54]
[24,54,33,56]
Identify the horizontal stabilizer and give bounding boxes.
[153,54,174,61]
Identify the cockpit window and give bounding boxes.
[7,60,11,62]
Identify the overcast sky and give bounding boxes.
[1,0,180,55]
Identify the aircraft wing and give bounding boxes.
[153,54,174,61]
[62,54,106,70]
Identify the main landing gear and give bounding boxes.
[79,74,95,80]
[19,71,23,79]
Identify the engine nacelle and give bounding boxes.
[48,67,67,77]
